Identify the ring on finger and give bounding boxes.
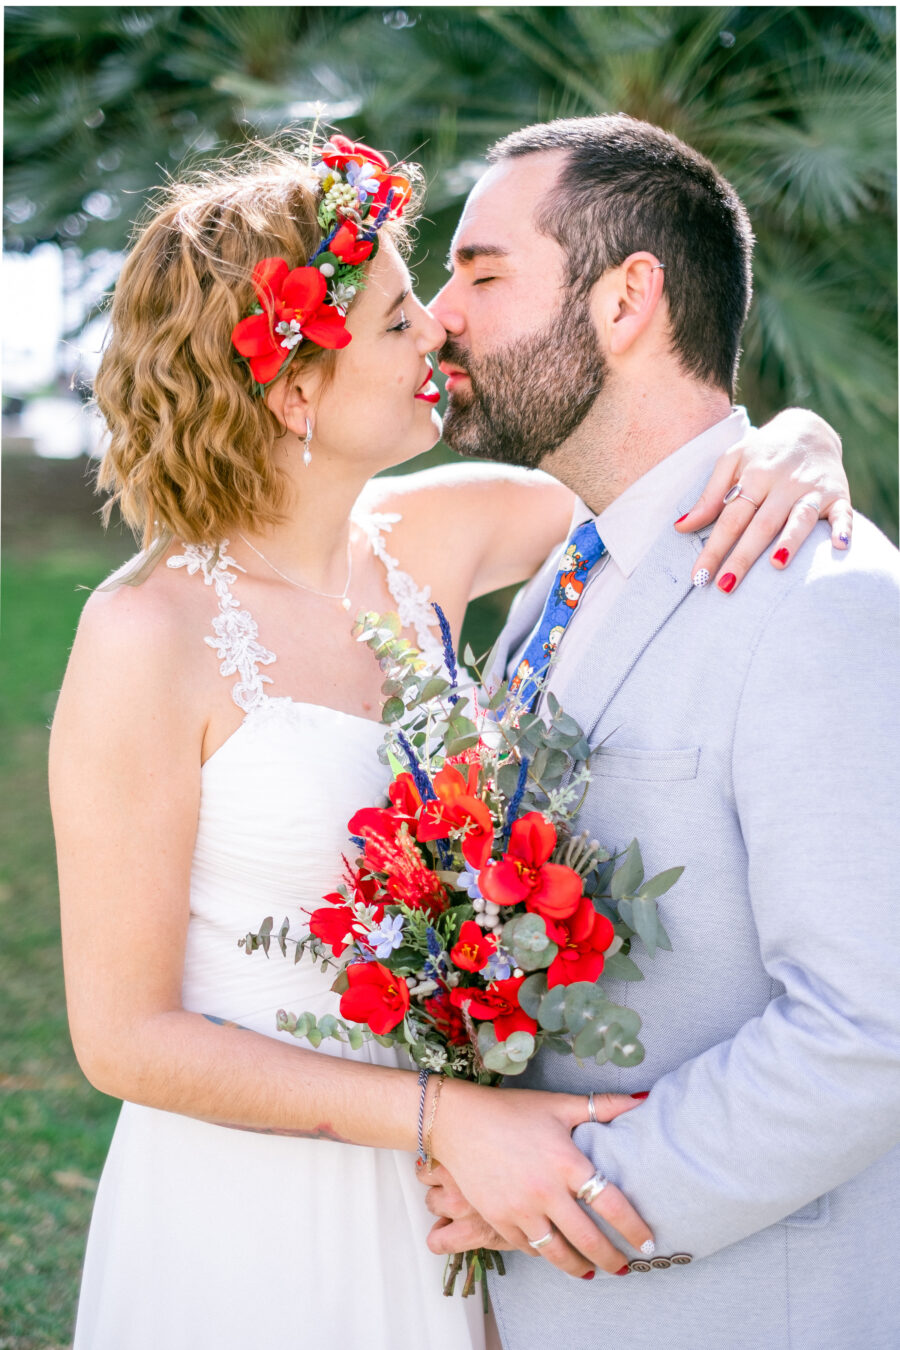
[723,482,760,509]
[528,1229,555,1251]
[576,1172,610,1205]
[793,495,822,515]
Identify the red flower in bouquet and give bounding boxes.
[545,898,616,988]
[417,765,494,869]
[387,772,423,821]
[330,220,375,265]
[423,990,470,1047]
[350,808,447,917]
[450,976,537,1042]
[308,902,357,957]
[339,960,410,1034]
[479,813,582,921]
[450,920,497,973]
[231,259,351,384]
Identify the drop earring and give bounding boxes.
[302,418,313,468]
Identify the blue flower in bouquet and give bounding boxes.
[484,948,513,982]
[369,914,406,959]
[458,861,484,902]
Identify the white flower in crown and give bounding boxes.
[329,281,357,314]
[275,319,304,351]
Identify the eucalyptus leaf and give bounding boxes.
[610,839,644,900]
[463,643,478,667]
[382,696,406,723]
[601,950,644,982]
[487,683,509,712]
[563,982,609,1034]
[517,972,548,1019]
[630,895,660,957]
[501,1030,535,1064]
[306,1027,323,1049]
[537,984,567,1033]
[655,917,673,952]
[640,866,685,901]
[496,762,523,797]
[317,1014,338,1040]
[607,1035,645,1068]
[420,676,452,701]
[542,1034,573,1055]
[330,968,350,995]
[572,1020,608,1059]
[476,1022,499,1057]
[446,730,481,755]
[348,1027,365,1051]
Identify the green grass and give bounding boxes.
[0,453,513,1348]
[0,510,130,1348]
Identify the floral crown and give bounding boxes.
[231,134,413,389]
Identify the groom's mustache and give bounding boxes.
[437,337,474,378]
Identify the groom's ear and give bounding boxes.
[592,252,667,357]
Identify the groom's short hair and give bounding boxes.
[488,114,754,397]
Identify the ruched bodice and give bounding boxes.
[72,526,484,1350]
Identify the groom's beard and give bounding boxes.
[439,296,608,469]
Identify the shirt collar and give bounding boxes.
[571,406,752,578]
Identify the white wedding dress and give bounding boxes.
[73,518,485,1350]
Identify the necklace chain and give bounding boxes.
[237,532,353,609]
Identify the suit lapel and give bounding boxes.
[541,485,713,743]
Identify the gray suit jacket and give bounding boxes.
[489,476,900,1350]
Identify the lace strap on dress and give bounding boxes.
[166,541,276,713]
[356,512,444,667]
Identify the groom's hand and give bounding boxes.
[418,1161,513,1253]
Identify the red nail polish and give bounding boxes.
[630,1091,650,1099]
[615,1265,630,1276]
[773,547,790,565]
[718,573,736,594]
[674,513,689,525]
[581,1271,595,1280]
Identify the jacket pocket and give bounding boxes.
[591,746,701,782]
[778,1195,831,1228]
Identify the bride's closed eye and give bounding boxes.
[389,310,412,332]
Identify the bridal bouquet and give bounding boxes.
[242,606,682,1297]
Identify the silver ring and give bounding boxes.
[576,1172,610,1205]
[793,495,822,516]
[723,482,760,509]
[587,1091,598,1124]
[528,1230,555,1251]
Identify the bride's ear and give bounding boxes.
[264,370,317,437]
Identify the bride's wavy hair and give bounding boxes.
[94,134,419,566]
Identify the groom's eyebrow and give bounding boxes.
[447,243,512,269]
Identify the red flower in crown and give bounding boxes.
[321,134,390,172]
[330,221,375,265]
[231,258,351,385]
[479,812,582,920]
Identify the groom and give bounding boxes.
[426,115,900,1348]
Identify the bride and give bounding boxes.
[50,132,850,1350]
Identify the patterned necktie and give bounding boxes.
[509,519,607,708]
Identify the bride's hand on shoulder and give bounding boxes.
[420,1081,653,1279]
[676,407,852,592]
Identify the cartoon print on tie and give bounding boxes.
[558,571,585,609]
[509,657,535,695]
[542,625,565,660]
[561,542,593,575]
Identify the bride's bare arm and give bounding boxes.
[368,406,850,602]
[51,585,424,1149]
